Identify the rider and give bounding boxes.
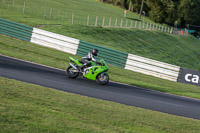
[81,48,99,71]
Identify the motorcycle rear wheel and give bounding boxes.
[66,66,79,78]
[96,73,109,85]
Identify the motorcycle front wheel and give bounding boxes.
[66,66,79,78]
[96,73,109,85]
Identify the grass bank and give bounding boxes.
[1,0,200,71]
[1,35,200,100]
[1,77,200,133]
[0,0,153,28]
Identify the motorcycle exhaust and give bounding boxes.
[69,63,78,70]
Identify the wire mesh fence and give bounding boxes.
[0,0,188,36]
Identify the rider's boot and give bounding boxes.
[80,63,87,72]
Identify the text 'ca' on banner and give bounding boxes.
[178,68,200,87]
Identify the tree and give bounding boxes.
[100,0,200,27]
[178,0,200,26]
[128,0,133,11]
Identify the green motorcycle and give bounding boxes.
[66,57,109,85]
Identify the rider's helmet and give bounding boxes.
[92,48,98,56]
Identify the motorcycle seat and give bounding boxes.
[79,60,83,63]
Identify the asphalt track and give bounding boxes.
[0,54,200,120]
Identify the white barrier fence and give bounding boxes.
[125,54,180,81]
[30,28,80,55]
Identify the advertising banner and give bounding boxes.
[178,68,200,86]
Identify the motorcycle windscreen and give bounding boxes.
[102,59,109,69]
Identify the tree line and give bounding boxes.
[101,0,200,28]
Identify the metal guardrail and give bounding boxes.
[30,28,80,55]
[77,41,128,68]
[0,18,33,41]
[125,54,180,81]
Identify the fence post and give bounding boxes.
[62,17,64,23]
[13,0,15,7]
[120,19,123,27]
[135,21,137,28]
[44,12,46,19]
[23,1,26,14]
[152,24,155,31]
[95,16,98,26]
[109,17,111,27]
[139,21,141,29]
[145,22,147,30]
[102,17,105,27]
[87,15,89,26]
[43,6,47,19]
[130,21,133,28]
[50,8,53,20]
[149,23,152,30]
[161,26,164,32]
[58,10,60,18]
[146,22,148,30]
[170,27,173,34]
[2,0,4,5]
[125,20,128,27]
[72,13,74,24]
[185,28,188,36]
[143,22,144,29]
[115,18,117,27]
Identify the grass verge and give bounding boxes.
[1,35,200,100]
[1,77,200,133]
